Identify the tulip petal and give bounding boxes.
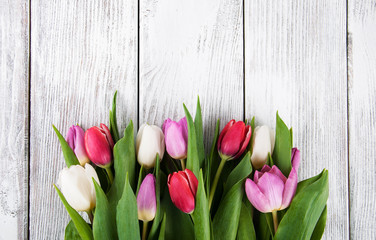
[136,123,146,153]
[164,120,187,159]
[183,169,198,197]
[233,125,252,159]
[220,121,246,158]
[178,117,188,142]
[217,119,235,151]
[291,148,300,172]
[100,123,114,149]
[245,178,271,213]
[136,124,165,168]
[260,165,271,173]
[85,126,113,166]
[168,172,195,214]
[281,167,298,209]
[250,126,273,169]
[257,172,284,211]
[269,165,287,183]
[253,170,264,184]
[137,174,156,222]
[66,125,76,150]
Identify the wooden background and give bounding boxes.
[0,0,375,239]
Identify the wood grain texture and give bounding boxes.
[244,1,348,239]
[0,0,29,239]
[140,0,244,147]
[348,0,376,239]
[30,0,138,238]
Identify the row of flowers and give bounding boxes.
[54,93,329,240]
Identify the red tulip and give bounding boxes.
[84,123,114,167]
[217,120,252,161]
[167,169,198,214]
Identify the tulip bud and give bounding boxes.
[67,125,90,166]
[136,123,165,169]
[137,174,157,222]
[162,117,188,160]
[217,120,252,161]
[291,148,300,171]
[84,123,114,167]
[167,169,198,214]
[250,126,275,169]
[58,163,100,212]
[245,165,297,213]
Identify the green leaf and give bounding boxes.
[223,152,252,195]
[54,185,93,240]
[246,117,256,154]
[254,211,271,240]
[161,188,195,240]
[237,202,256,240]
[95,167,111,193]
[194,96,205,168]
[136,165,145,196]
[109,91,120,143]
[264,213,274,236]
[311,205,327,240]
[296,170,325,194]
[65,220,82,240]
[148,155,163,240]
[192,170,210,240]
[207,119,220,193]
[52,125,79,167]
[158,214,167,240]
[108,121,136,205]
[183,104,200,177]
[213,180,244,240]
[275,170,329,240]
[116,174,140,240]
[54,184,93,240]
[272,112,292,176]
[93,180,117,240]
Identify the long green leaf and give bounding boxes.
[223,152,252,195]
[272,112,292,176]
[54,185,93,240]
[65,220,82,240]
[158,214,167,240]
[183,104,200,176]
[207,119,220,193]
[311,205,327,240]
[192,170,210,240]
[108,121,136,205]
[116,175,140,240]
[52,125,79,167]
[194,96,205,168]
[237,202,256,240]
[109,91,120,143]
[213,180,244,240]
[275,170,329,240]
[254,211,271,240]
[93,180,117,240]
[148,155,163,240]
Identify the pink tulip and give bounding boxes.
[245,165,297,213]
[167,169,198,214]
[217,120,252,161]
[67,125,89,166]
[291,148,300,171]
[137,174,157,222]
[163,117,188,160]
[84,123,114,167]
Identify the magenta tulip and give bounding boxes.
[291,148,300,171]
[217,120,252,161]
[162,117,188,160]
[245,165,297,213]
[167,169,198,214]
[137,174,157,222]
[67,125,89,166]
[84,123,114,167]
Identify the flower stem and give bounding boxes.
[208,158,227,209]
[272,211,278,234]
[181,158,186,170]
[105,166,114,185]
[142,221,149,240]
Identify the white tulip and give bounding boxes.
[58,163,100,212]
[250,126,275,169]
[136,123,165,169]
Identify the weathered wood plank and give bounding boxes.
[348,1,376,239]
[139,0,244,147]
[30,0,138,238]
[244,1,348,239]
[0,0,29,239]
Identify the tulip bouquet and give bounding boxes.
[53,92,329,240]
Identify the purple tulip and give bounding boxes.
[137,174,157,222]
[162,117,188,160]
[245,165,297,213]
[67,125,89,166]
[291,148,300,171]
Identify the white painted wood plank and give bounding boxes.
[0,0,29,239]
[30,0,138,238]
[245,1,348,239]
[140,0,244,146]
[348,1,376,239]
